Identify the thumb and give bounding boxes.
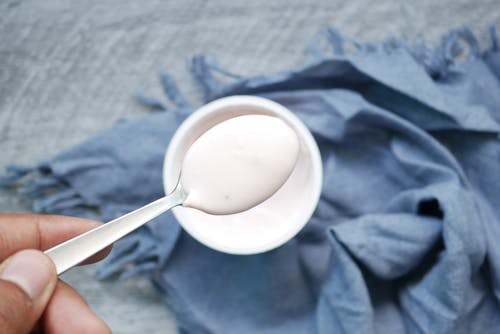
[0,249,57,334]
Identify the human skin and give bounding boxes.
[0,214,112,334]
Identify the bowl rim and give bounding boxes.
[163,95,323,254]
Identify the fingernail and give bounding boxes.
[0,250,53,300]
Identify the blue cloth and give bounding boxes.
[2,27,500,333]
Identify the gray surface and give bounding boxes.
[0,0,499,333]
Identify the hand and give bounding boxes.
[0,214,112,334]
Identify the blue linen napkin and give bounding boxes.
[2,27,500,333]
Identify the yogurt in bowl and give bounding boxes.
[163,95,322,254]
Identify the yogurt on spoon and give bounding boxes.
[181,114,300,214]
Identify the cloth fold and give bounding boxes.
[2,27,500,333]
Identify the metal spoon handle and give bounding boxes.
[45,186,187,275]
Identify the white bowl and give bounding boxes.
[163,96,322,254]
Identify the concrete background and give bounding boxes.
[1,0,499,333]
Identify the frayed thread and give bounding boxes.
[137,54,243,111]
[17,174,62,197]
[135,91,168,111]
[96,226,160,280]
[421,27,480,79]
[190,54,223,101]
[135,72,190,111]
[160,73,190,108]
[96,214,182,280]
[308,26,499,80]
[490,26,498,51]
[0,163,98,218]
[32,188,85,213]
[324,27,345,55]
[0,164,35,187]
[189,54,243,102]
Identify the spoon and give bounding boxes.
[45,115,300,274]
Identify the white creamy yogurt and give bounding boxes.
[180,115,300,215]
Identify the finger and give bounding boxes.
[0,214,111,262]
[0,250,57,334]
[42,280,111,334]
